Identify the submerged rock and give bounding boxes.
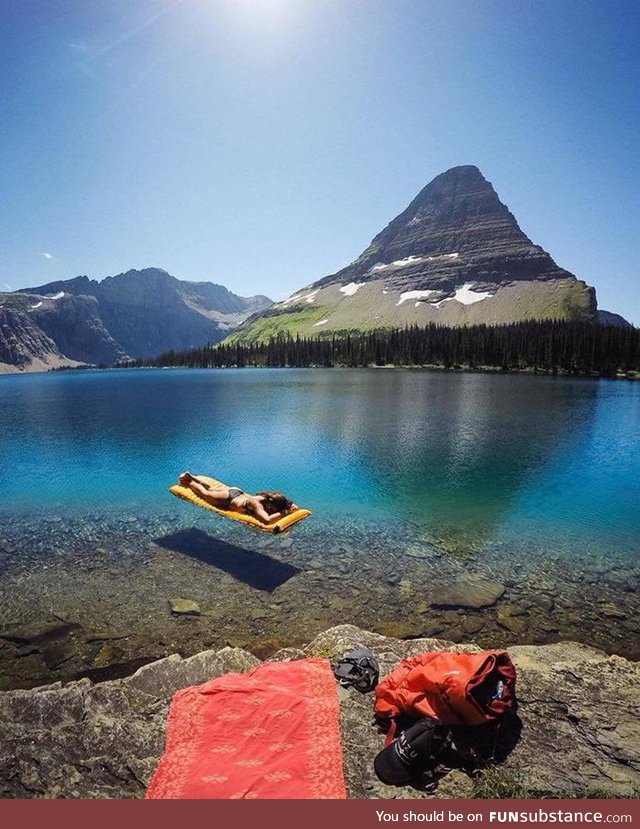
[530,594,555,613]
[461,615,485,635]
[372,621,420,639]
[497,611,528,635]
[248,638,283,660]
[500,603,529,618]
[42,641,77,670]
[91,644,123,668]
[431,575,505,609]
[85,631,130,643]
[168,599,200,616]
[599,603,627,620]
[0,620,81,646]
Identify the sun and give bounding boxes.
[213,0,300,28]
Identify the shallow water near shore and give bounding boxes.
[0,368,638,689]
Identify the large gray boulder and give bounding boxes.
[0,647,258,799]
[1,625,638,799]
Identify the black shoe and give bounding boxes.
[333,647,379,693]
[374,717,450,786]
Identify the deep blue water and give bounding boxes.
[1,367,639,557]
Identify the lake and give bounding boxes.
[0,368,638,688]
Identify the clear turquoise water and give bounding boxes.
[1,367,639,557]
[1,367,639,687]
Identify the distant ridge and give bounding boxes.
[597,309,632,327]
[0,268,272,373]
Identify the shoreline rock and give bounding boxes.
[1,625,638,799]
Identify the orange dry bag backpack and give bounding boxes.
[374,650,517,731]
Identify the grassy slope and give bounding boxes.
[225,305,335,344]
[227,280,595,345]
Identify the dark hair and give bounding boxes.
[256,491,293,515]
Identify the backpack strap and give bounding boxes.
[384,719,398,747]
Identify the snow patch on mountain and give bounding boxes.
[371,253,460,274]
[431,283,493,308]
[339,282,365,296]
[371,256,425,272]
[281,289,318,306]
[396,290,437,306]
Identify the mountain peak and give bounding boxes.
[230,166,597,343]
[414,164,488,195]
[108,267,173,283]
[432,163,485,180]
[399,165,491,220]
[319,164,569,288]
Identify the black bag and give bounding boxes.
[374,716,450,785]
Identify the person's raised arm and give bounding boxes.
[256,504,281,523]
[244,496,279,523]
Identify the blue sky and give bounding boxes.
[1,0,638,320]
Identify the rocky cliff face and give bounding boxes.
[31,294,127,366]
[322,166,575,288]
[1,269,273,372]
[230,166,597,343]
[0,306,79,374]
[1,625,638,799]
[92,269,271,359]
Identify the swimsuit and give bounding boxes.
[227,487,245,506]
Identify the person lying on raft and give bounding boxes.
[178,472,298,524]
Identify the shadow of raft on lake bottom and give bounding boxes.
[154,527,300,592]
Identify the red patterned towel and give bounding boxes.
[146,658,347,799]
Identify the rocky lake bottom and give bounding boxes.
[1,509,637,691]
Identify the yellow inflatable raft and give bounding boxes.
[169,479,311,534]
